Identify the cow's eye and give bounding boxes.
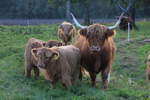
[148,59,150,62]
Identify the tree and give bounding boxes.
[0,0,149,19]
[48,0,71,20]
[78,0,91,25]
[48,0,92,25]
[66,0,71,21]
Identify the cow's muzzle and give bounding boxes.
[90,46,101,52]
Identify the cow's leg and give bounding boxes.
[101,66,111,89]
[62,79,72,89]
[79,67,83,81]
[147,67,150,80]
[89,72,96,87]
[72,67,80,86]
[62,75,72,89]
[51,80,57,89]
[26,65,32,78]
[33,66,39,79]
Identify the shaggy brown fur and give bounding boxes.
[74,24,116,89]
[31,45,80,88]
[45,40,65,48]
[58,21,76,44]
[147,54,150,81]
[24,38,45,78]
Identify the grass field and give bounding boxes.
[0,21,150,100]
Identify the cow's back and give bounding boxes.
[58,45,80,64]
[57,45,80,72]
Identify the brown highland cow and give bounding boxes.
[31,45,80,88]
[119,16,132,31]
[58,21,76,44]
[24,38,45,79]
[147,54,150,81]
[75,24,116,89]
[71,12,124,89]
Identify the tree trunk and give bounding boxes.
[130,1,138,30]
[131,6,135,24]
[66,0,71,21]
[83,2,91,25]
[84,6,91,25]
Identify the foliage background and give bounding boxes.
[0,0,150,19]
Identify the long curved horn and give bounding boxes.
[70,12,87,29]
[118,3,128,13]
[117,0,132,14]
[108,12,124,30]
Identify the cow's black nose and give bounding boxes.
[90,46,101,52]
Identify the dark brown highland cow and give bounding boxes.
[71,12,124,89]
[119,16,132,31]
[31,45,80,88]
[58,21,76,44]
[147,54,150,81]
[24,38,45,79]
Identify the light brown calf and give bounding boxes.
[147,54,150,81]
[31,45,80,88]
[58,21,76,44]
[24,38,45,79]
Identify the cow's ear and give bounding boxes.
[31,48,38,60]
[42,42,46,47]
[79,28,87,37]
[105,29,116,37]
[59,42,64,46]
[52,51,60,60]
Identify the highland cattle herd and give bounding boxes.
[24,13,150,90]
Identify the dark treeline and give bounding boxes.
[0,0,150,19]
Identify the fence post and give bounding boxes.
[128,22,130,42]
[27,19,30,33]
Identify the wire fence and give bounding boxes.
[0,18,149,25]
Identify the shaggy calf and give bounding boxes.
[31,45,80,88]
[58,21,76,44]
[24,38,45,78]
[147,54,150,81]
[45,40,65,48]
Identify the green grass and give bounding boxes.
[0,21,150,100]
